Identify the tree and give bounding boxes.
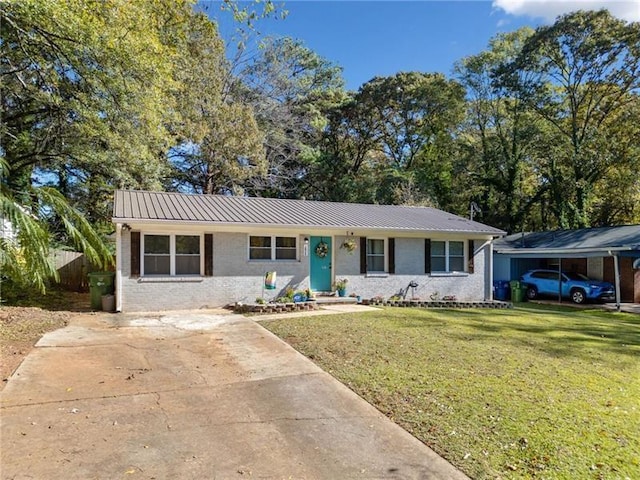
[0,160,112,294]
[454,28,544,232]
[307,92,381,202]
[500,10,640,228]
[232,36,346,198]
[168,11,266,195]
[1,0,191,220]
[589,95,640,225]
[1,0,195,293]
[355,72,466,205]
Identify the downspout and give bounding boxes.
[115,223,123,312]
[610,251,621,312]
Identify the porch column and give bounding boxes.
[115,223,122,312]
[486,241,494,301]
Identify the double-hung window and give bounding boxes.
[175,235,201,274]
[143,234,201,275]
[366,238,385,273]
[431,240,465,273]
[249,235,297,260]
[249,236,272,260]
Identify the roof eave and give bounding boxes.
[112,217,503,236]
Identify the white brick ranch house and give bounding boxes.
[112,190,505,312]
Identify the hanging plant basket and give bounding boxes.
[341,238,357,254]
[315,241,329,258]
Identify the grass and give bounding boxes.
[262,305,640,479]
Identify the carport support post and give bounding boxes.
[558,258,562,303]
[613,253,621,312]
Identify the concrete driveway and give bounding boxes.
[0,310,467,479]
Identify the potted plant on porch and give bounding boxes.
[333,278,348,297]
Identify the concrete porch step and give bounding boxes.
[314,295,358,305]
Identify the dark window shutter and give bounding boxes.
[388,238,395,274]
[204,234,213,276]
[425,239,431,274]
[360,237,367,274]
[468,239,475,274]
[130,231,140,278]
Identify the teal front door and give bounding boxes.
[310,236,332,291]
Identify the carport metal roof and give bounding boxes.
[494,225,640,258]
[494,225,640,309]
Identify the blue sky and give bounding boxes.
[202,1,640,90]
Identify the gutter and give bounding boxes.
[111,217,505,237]
[494,246,633,256]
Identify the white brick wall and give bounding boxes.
[333,238,486,301]
[119,231,312,311]
[118,231,490,311]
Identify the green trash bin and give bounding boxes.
[510,280,525,303]
[89,272,115,310]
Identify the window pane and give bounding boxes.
[176,235,199,255]
[367,239,384,255]
[368,255,385,272]
[176,255,200,275]
[249,248,271,260]
[431,257,446,272]
[431,241,445,256]
[450,241,464,256]
[249,236,271,260]
[276,237,296,248]
[144,235,169,254]
[276,237,297,260]
[276,248,296,260]
[250,236,271,248]
[450,257,464,272]
[144,255,170,275]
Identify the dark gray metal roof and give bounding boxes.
[112,190,505,235]
[494,225,640,256]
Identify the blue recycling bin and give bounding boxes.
[493,280,510,301]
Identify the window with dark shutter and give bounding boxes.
[204,234,213,276]
[360,237,367,274]
[468,239,475,274]
[130,231,140,278]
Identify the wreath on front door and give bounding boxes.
[315,241,329,258]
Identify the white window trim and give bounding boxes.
[366,237,387,273]
[248,234,298,261]
[141,233,204,276]
[431,240,466,274]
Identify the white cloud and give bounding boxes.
[492,0,640,22]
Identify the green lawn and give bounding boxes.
[262,305,640,479]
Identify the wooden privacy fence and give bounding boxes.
[52,250,95,292]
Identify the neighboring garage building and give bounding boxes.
[494,225,640,305]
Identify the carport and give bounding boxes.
[493,225,640,310]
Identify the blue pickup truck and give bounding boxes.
[520,269,615,304]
